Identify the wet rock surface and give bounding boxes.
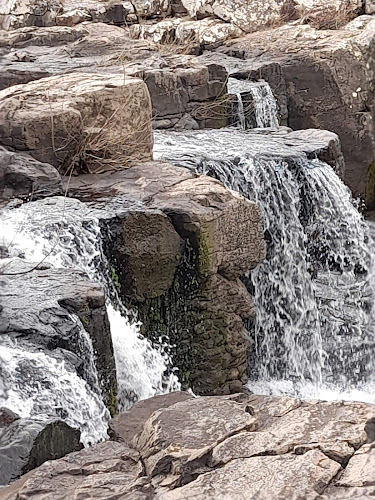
[1,392,375,499]
[0,414,82,486]
[0,259,116,411]
[65,161,265,395]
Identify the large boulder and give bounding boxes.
[0,411,82,486]
[0,72,153,173]
[66,161,265,395]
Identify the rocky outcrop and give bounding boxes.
[66,160,265,395]
[218,17,375,197]
[0,72,153,173]
[0,441,149,499]
[0,259,116,411]
[0,410,82,486]
[2,392,375,499]
[0,147,62,202]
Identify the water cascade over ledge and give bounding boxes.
[154,128,375,403]
[0,199,180,444]
[228,78,279,129]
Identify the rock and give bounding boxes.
[0,259,116,413]
[132,396,257,483]
[0,416,82,486]
[0,441,149,499]
[104,209,183,301]
[0,72,153,173]
[132,0,171,18]
[128,56,228,128]
[180,0,362,33]
[0,147,62,201]
[0,0,140,30]
[174,18,242,46]
[0,23,154,90]
[181,0,298,32]
[0,408,19,428]
[66,162,265,395]
[158,450,341,499]
[325,444,375,498]
[219,17,375,196]
[210,395,375,467]
[174,113,199,130]
[151,174,265,278]
[3,393,375,499]
[109,391,194,444]
[281,129,345,177]
[366,0,375,14]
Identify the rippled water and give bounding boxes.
[154,128,375,403]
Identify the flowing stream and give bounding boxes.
[228,78,279,129]
[154,128,375,403]
[0,198,180,444]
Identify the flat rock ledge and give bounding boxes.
[2,392,375,499]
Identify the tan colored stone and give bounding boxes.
[0,72,153,173]
[157,450,341,500]
[132,397,257,482]
[211,396,375,467]
[151,175,266,278]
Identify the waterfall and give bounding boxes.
[154,128,375,403]
[0,331,108,447]
[0,197,180,442]
[228,78,279,129]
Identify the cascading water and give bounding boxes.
[228,78,279,129]
[0,197,180,443]
[154,128,375,403]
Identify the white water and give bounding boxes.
[0,333,108,446]
[154,128,375,404]
[0,198,180,441]
[228,78,279,129]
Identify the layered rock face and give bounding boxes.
[2,392,375,499]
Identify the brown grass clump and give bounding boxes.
[299,1,357,30]
[51,86,152,176]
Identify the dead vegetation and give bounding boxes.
[50,86,152,176]
[298,1,358,30]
